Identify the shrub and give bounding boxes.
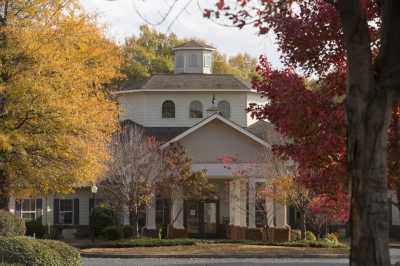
[290,229,301,241]
[103,226,122,241]
[0,210,26,237]
[25,220,46,239]
[0,236,80,266]
[122,225,136,239]
[40,239,80,266]
[305,230,317,241]
[91,207,115,236]
[324,232,339,245]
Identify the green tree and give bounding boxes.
[0,0,121,208]
[120,25,182,81]
[120,25,257,82]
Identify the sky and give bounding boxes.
[80,0,283,68]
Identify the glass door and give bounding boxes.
[203,201,218,236]
[185,201,200,235]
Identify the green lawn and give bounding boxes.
[69,237,346,250]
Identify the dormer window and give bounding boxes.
[218,101,230,119]
[162,100,175,118]
[189,101,203,118]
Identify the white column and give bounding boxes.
[8,196,15,213]
[122,204,130,225]
[266,197,274,227]
[275,202,288,227]
[229,180,238,226]
[229,179,247,227]
[239,180,247,227]
[248,179,256,229]
[172,190,184,229]
[146,196,156,230]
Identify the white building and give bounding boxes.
[7,41,291,240]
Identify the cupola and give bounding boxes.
[173,40,216,74]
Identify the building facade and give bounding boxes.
[7,41,290,239]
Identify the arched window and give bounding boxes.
[189,101,203,118]
[162,100,175,118]
[218,100,230,119]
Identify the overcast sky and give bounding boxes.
[80,0,283,68]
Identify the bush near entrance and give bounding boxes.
[25,220,46,239]
[0,237,80,266]
[91,208,115,237]
[0,211,26,237]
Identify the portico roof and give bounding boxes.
[160,113,270,150]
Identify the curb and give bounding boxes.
[81,252,349,259]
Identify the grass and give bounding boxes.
[202,239,347,249]
[112,238,196,248]
[69,238,196,249]
[81,241,349,256]
[71,237,347,251]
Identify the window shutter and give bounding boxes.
[15,199,21,217]
[53,199,60,225]
[36,199,43,224]
[73,199,79,225]
[89,198,94,225]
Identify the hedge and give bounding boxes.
[25,220,46,239]
[103,226,123,241]
[0,237,80,266]
[0,211,26,237]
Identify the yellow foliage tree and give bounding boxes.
[0,0,121,208]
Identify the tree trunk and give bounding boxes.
[337,1,393,265]
[130,207,140,238]
[0,172,9,210]
[394,111,400,224]
[299,211,306,240]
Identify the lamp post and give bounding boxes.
[91,184,98,242]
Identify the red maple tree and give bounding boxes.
[205,1,400,265]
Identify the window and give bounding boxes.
[162,100,175,118]
[218,100,231,119]
[189,101,203,118]
[204,54,211,67]
[188,54,198,67]
[15,199,42,222]
[255,183,267,227]
[156,198,170,226]
[176,54,184,68]
[18,199,38,221]
[59,199,73,225]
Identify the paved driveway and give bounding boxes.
[81,248,400,266]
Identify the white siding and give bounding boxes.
[139,92,248,127]
[179,119,263,163]
[42,189,91,226]
[118,92,145,124]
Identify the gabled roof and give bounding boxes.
[115,74,254,94]
[160,113,270,150]
[173,40,216,51]
[247,120,289,145]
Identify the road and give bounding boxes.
[82,249,400,266]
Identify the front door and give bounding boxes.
[185,200,200,235]
[202,201,218,237]
[184,200,219,238]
